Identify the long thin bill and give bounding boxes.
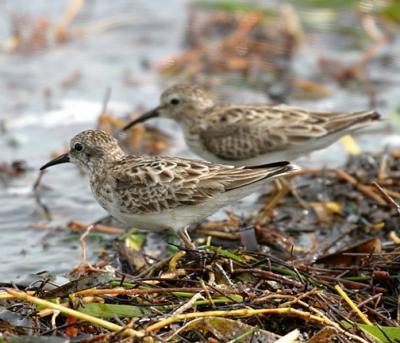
[121,107,160,131]
[40,153,70,170]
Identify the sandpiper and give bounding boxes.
[122,84,381,166]
[40,130,299,248]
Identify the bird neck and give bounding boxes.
[180,115,202,138]
[178,103,212,129]
[87,148,125,176]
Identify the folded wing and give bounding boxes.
[110,156,293,213]
[200,105,380,160]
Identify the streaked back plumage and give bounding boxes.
[142,85,381,165]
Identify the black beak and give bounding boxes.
[121,107,160,131]
[40,153,70,170]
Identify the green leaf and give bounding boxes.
[204,246,246,263]
[171,291,199,297]
[110,280,136,288]
[78,303,151,318]
[269,265,298,277]
[360,324,400,343]
[228,326,259,343]
[343,322,400,343]
[123,230,146,251]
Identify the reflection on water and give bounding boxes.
[0,0,399,281]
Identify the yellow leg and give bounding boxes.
[264,178,289,212]
[178,227,196,250]
[257,176,307,224]
[288,177,308,209]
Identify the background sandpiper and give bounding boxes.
[122,84,381,167]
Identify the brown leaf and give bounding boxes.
[316,237,381,266]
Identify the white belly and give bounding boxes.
[104,173,285,233]
[107,203,225,233]
[91,183,224,233]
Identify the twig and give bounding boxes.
[4,288,143,337]
[354,294,382,314]
[199,279,214,307]
[78,225,94,267]
[296,297,367,343]
[168,251,186,273]
[144,307,330,333]
[0,290,34,300]
[135,257,170,278]
[68,220,124,234]
[171,292,204,316]
[335,285,373,325]
[234,268,304,288]
[32,171,52,220]
[280,289,322,307]
[73,287,245,297]
[50,298,61,329]
[319,276,385,292]
[372,181,400,215]
[196,229,239,240]
[207,284,241,304]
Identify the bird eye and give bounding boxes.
[170,98,180,105]
[74,143,83,151]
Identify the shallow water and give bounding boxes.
[0,0,399,281]
[0,0,187,281]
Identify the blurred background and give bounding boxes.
[0,0,399,281]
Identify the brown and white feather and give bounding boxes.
[105,156,292,214]
[56,130,299,233]
[198,104,380,162]
[127,84,380,166]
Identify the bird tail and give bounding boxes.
[246,160,300,181]
[326,109,381,133]
[265,162,300,180]
[225,161,300,192]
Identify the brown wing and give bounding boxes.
[109,156,290,213]
[199,105,379,160]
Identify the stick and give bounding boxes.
[372,181,400,215]
[144,307,329,333]
[335,285,373,326]
[5,288,143,337]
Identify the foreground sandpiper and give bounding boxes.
[122,84,381,166]
[40,130,299,248]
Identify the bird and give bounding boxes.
[121,84,381,167]
[40,130,299,248]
